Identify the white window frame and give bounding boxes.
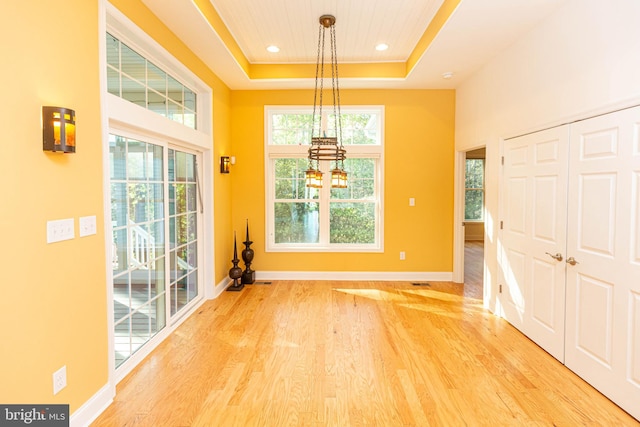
[106,32,199,129]
[264,105,384,252]
[102,2,214,384]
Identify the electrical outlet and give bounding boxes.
[53,366,67,395]
[409,197,415,206]
[400,251,406,260]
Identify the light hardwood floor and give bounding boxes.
[464,240,484,300]
[92,279,638,426]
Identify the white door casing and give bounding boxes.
[500,126,570,362]
[564,106,640,421]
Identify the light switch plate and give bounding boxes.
[47,219,75,243]
[79,215,97,237]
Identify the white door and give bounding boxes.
[565,106,640,420]
[500,126,570,361]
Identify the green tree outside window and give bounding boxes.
[465,159,484,221]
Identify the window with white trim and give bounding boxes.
[265,106,384,252]
[464,158,485,221]
[106,32,197,129]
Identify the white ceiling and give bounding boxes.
[211,0,445,64]
[141,0,566,90]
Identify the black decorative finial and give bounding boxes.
[227,231,244,291]
[242,219,255,284]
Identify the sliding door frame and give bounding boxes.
[106,119,212,383]
[101,2,214,386]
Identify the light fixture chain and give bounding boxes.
[311,24,322,139]
[318,25,326,138]
[331,24,343,153]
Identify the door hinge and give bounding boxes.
[500,220,503,230]
[499,284,503,293]
[501,156,504,165]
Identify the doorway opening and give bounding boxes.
[462,147,485,299]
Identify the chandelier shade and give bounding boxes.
[306,14,347,189]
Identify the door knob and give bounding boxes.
[545,252,563,262]
[566,257,579,266]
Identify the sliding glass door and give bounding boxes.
[110,134,201,368]
[168,149,200,316]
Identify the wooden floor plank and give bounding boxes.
[92,280,639,426]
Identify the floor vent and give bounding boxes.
[411,282,431,287]
[254,281,272,285]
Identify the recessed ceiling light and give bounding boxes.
[267,45,280,53]
[375,43,389,51]
[442,72,454,79]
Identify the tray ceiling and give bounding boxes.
[141,0,566,89]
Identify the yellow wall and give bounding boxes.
[230,90,455,272]
[0,0,453,417]
[0,0,233,415]
[0,0,107,411]
[464,222,485,241]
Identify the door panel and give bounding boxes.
[533,176,559,242]
[503,248,527,324]
[507,177,527,235]
[565,106,640,421]
[577,173,616,256]
[531,257,556,330]
[110,135,167,368]
[575,274,614,367]
[579,128,618,160]
[168,149,201,320]
[501,126,570,361]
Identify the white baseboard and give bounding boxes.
[210,277,231,299]
[255,271,453,282]
[70,382,114,427]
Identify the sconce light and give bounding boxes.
[220,156,230,173]
[43,106,76,153]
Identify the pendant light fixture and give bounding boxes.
[306,15,347,189]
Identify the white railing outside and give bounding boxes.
[129,221,155,269]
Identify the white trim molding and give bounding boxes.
[69,383,113,427]
[255,271,453,282]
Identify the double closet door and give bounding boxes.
[500,106,640,420]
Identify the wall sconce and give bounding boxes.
[220,156,230,173]
[43,106,76,153]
